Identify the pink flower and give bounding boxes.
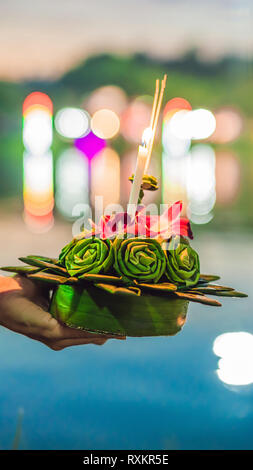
[83,201,193,240]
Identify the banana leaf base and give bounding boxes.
[50,285,189,337]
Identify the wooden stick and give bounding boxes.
[149,79,160,130]
[145,74,167,173]
[152,74,167,135]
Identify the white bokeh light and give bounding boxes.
[23,151,53,194]
[184,108,216,140]
[169,110,191,140]
[162,119,191,158]
[23,109,52,155]
[213,332,253,386]
[167,108,216,141]
[55,148,89,219]
[55,107,90,139]
[187,144,216,221]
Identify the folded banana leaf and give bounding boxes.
[50,284,189,337]
[1,252,248,338]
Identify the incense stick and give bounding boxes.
[145,74,167,173]
[149,79,160,130]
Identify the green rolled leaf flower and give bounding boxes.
[165,236,200,288]
[58,238,113,278]
[58,239,76,266]
[113,237,166,284]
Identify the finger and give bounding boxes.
[35,295,50,311]
[91,338,108,345]
[0,295,53,336]
[46,317,125,341]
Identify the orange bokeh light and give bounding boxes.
[23,92,53,115]
[23,104,52,119]
[163,97,192,117]
[23,191,54,216]
[91,148,120,208]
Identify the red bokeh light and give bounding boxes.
[23,92,53,115]
[163,97,192,117]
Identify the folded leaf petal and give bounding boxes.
[59,238,114,278]
[113,237,166,283]
[165,236,200,287]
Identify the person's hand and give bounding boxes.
[0,275,125,350]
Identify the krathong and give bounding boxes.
[1,76,247,337]
[1,217,247,336]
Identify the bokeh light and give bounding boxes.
[55,107,90,139]
[91,109,120,139]
[23,91,53,116]
[23,151,54,215]
[85,85,128,115]
[211,108,243,144]
[23,92,53,156]
[22,92,54,231]
[75,131,106,159]
[120,150,138,205]
[213,332,253,386]
[187,144,216,222]
[162,152,188,212]
[169,110,191,140]
[120,100,152,143]
[184,109,216,140]
[164,107,216,142]
[23,104,52,119]
[216,151,241,206]
[188,212,214,225]
[23,151,54,232]
[163,97,192,117]
[162,116,191,158]
[23,210,54,234]
[56,148,89,220]
[91,148,120,208]
[23,109,53,155]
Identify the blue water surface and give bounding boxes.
[0,234,252,450]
